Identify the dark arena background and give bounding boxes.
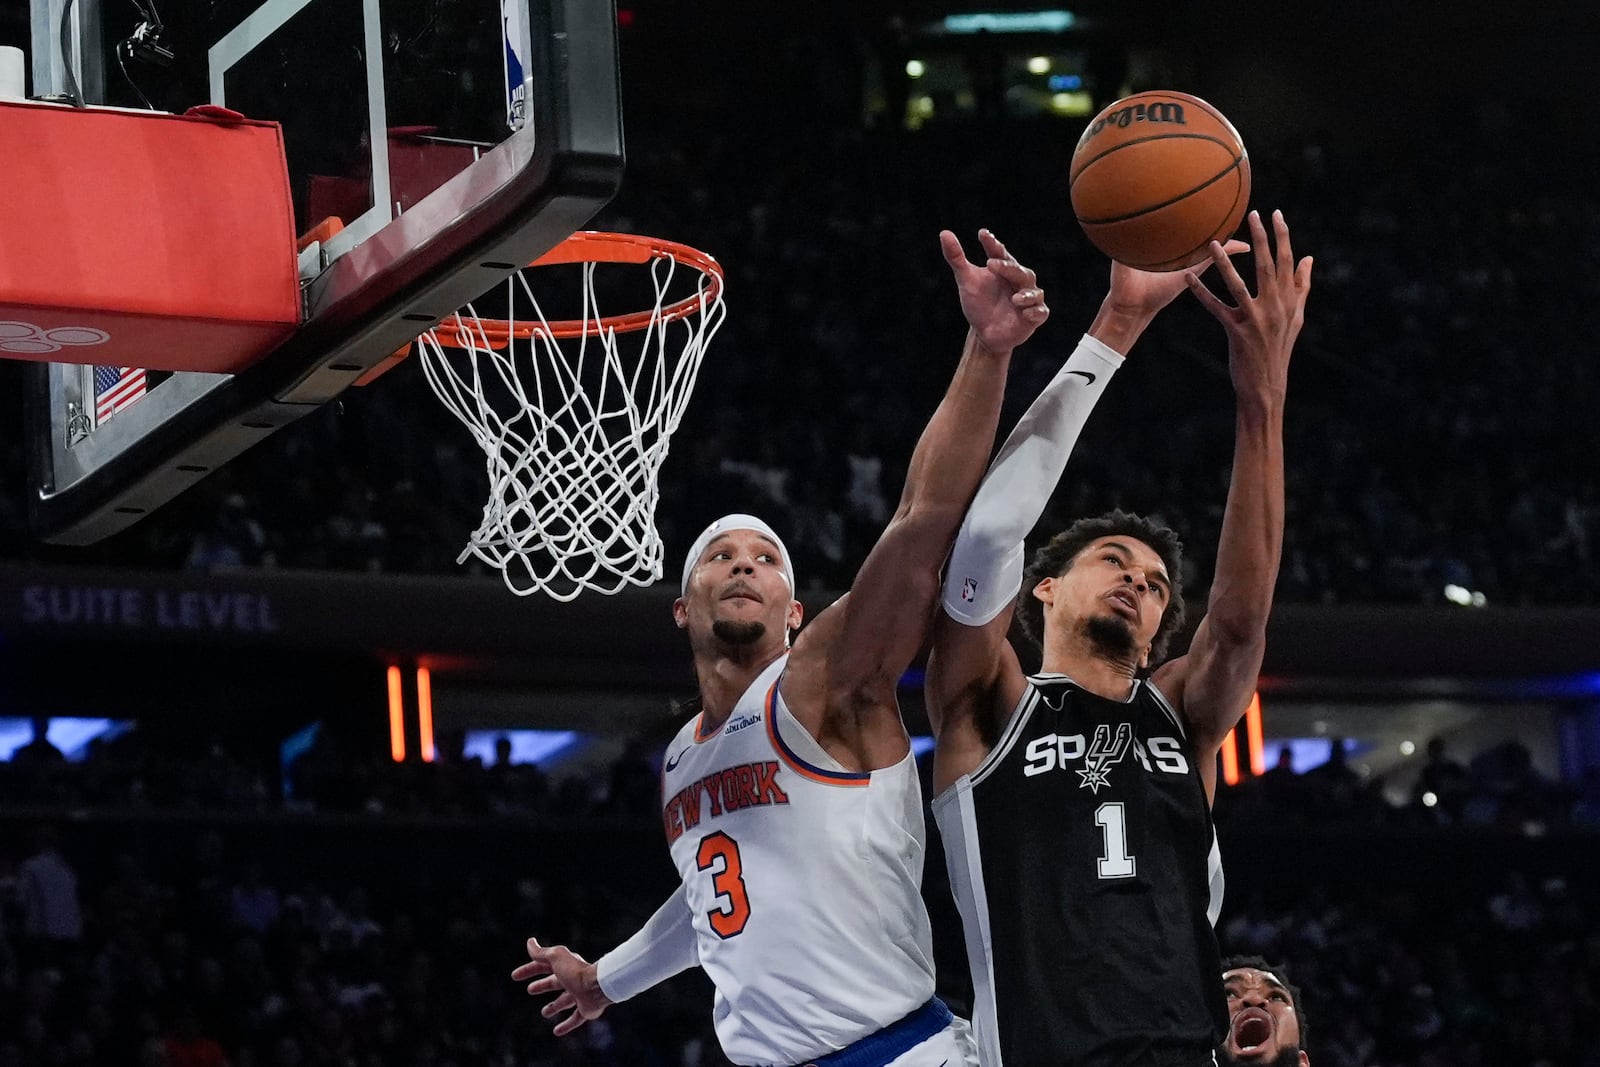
[1,1,1598,1065]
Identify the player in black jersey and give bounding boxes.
[924,211,1313,1066]
[1218,957,1310,1067]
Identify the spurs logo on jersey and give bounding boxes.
[1022,723,1191,789]
[934,674,1227,1066]
[1077,722,1130,793]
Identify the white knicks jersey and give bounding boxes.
[661,653,936,1067]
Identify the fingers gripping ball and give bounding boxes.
[1070,91,1252,271]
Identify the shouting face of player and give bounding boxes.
[675,527,802,653]
[1033,535,1171,668]
[1218,966,1309,1067]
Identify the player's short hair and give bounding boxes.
[1221,954,1309,1048]
[1016,509,1186,664]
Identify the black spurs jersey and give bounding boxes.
[931,673,1226,1067]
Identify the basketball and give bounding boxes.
[1069,91,1251,271]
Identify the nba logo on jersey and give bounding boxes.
[961,577,978,603]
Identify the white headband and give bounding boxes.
[680,514,795,596]
[1223,968,1287,989]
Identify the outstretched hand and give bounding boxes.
[511,937,613,1037]
[1107,239,1250,318]
[940,229,1050,355]
[1186,210,1313,400]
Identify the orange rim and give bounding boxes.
[426,231,724,345]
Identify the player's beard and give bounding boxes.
[712,619,766,645]
[1083,612,1137,660]
[1215,1046,1302,1067]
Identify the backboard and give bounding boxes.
[17,0,623,544]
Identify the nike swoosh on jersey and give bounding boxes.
[1067,369,1097,384]
[664,749,687,772]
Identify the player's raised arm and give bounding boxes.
[782,230,1048,758]
[1155,210,1312,799]
[926,246,1246,791]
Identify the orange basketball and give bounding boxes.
[1069,91,1251,271]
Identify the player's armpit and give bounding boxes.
[829,513,950,670]
[787,505,952,700]
[926,609,1028,793]
[1152,619,1265,795]
[778,590,918,772]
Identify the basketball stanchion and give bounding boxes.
[414,232,727,601]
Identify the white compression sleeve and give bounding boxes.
[942,333,1126,626]
[593,884,700,1003]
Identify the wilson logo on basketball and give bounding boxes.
[0,321,112,355]
[1078,101,1187,147]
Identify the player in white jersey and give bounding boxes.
[511,227,1053,1067]
[655,639,939,1064]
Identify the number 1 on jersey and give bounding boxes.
[1095,802,1136,879]
[696,831,751,937]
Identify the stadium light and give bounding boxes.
[387,666,405,762]
[1221,728,1240,786]
[417,667,435,763]
[942,10,1076,33]
[1245,693,1265,776]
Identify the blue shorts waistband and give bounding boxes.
[796,998,954,1067]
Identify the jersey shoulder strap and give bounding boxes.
[1139,678,1189,739]
[969,680,1049,786]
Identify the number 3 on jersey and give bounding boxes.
[696,831,751,937]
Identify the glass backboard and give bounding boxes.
[17,0,622,544]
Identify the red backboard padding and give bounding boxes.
[0,101,301,374]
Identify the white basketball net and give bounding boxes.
[416,245,726,600]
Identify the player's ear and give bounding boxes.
[672,597,689,629]
[1033,577,1056,605]
[1297,1052,1309,1067]
[787,599,804,632]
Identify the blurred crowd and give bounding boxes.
[3,720,1598,1067]
[5,716,1598,832]
[1214,735,1600,834]
[0,719,663,823]
[2,11,1597,1067]
[1214,873,1600,1067]
[0,821,719,1067]
[1,86,1597,607]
